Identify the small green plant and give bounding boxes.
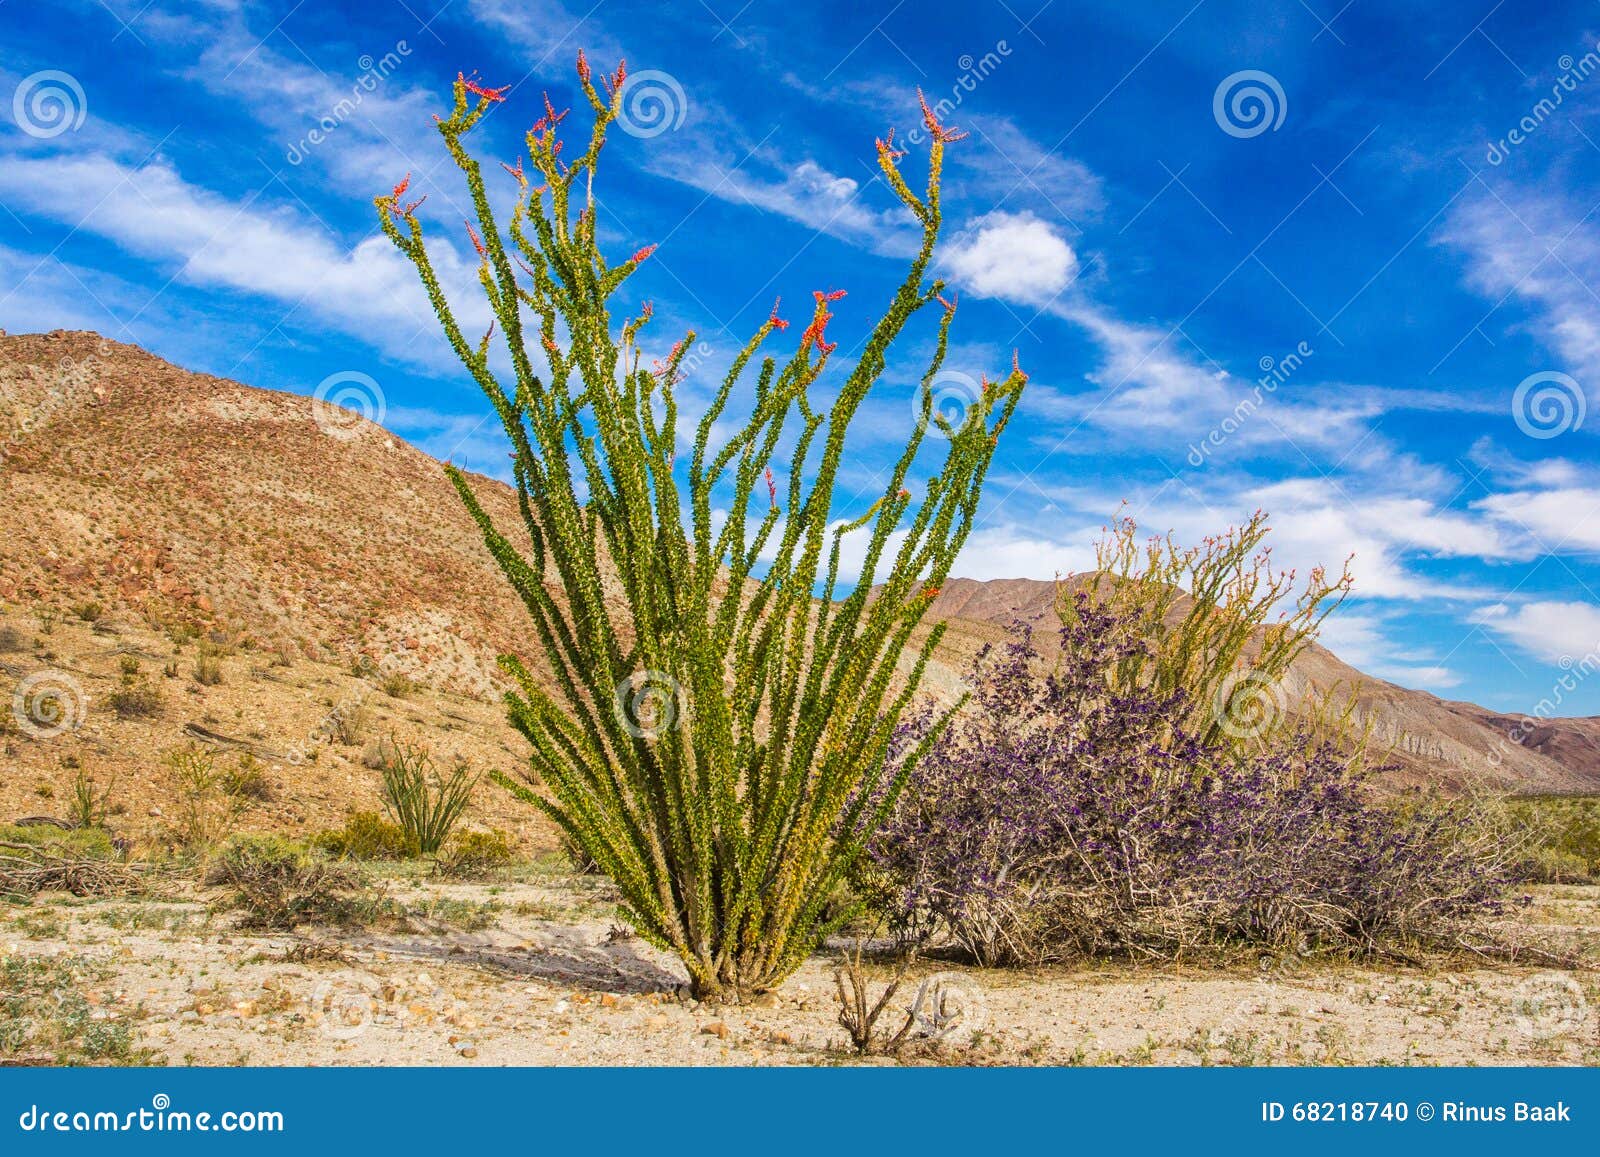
[312,810,418,860]
[192,642,225,686]
[117,655,141,676]
[66,769,113,830]
[1510,795,1600,881]
[221,753,272,803]
[378,741,477,856]
[71,601,103,623]
[107,666,163,719]
[205,836,365,929]
[435,828,516,878]
[380,672,415,699]
[328,700,370,746]
[163,745,239,847]
[0,954,154,1064]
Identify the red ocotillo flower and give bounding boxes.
[653,338,686,381]
[640,301,654,322]
[389,173,426,216]
[917,88,967,143]
[1012,349,1028,382]
[500,157,525,184]
[768,298,789,331]
[604,60,628,97]
[461,72,510,103]
[542,334,561,358]
[765,467,777,505]
[531,93,570,135]
[577,49,591,85]
[631,244,657,264]
[800,289,846,355]
[875,127,906,164]
[465,220,487,258]
[937,291,958,314]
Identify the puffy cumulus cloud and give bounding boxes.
[1473,600,1600,664]
[0,150,489,368]
[940,211,1079,308]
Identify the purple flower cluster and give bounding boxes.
[867,596,1514,966]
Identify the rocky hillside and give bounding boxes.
[2,329,1596,809]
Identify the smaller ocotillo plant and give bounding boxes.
[1057,509,1352,751]
[66,770,112,830]
[378,741,478,855]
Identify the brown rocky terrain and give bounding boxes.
[0,327,1596,842]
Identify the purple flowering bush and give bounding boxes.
[866,595,1520,967]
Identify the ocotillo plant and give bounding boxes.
[377,59,1026,1000]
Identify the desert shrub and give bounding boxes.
[1,955,152,1064]
[65,769,113,830]
[312,810,417,860]
[0,825,135,898]
[0,823,117,860]
[205,836,365,929]
[163,745,240,847]
[221,753,272,802]
[1510,796,1600,882]
[192,642,225,686]
[117,655,140,676]
[868,598,1521,966]
[435,828,516,879]
[71,600,103,623]
[107,677,162,719]
[380,672,415,699]
[1057,511,1354,754]
[378,63,1022,1000]
[327,700,370,746]
[378,742,476,855]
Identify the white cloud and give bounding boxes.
[1473,600,1600,664]
[940,211,1078,308]
[1475,486,1600,554]
[0,150,489,368]
[1439,187,1600,401]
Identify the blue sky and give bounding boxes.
[2,0,1598,716]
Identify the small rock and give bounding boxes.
[701,1021,729,1040]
